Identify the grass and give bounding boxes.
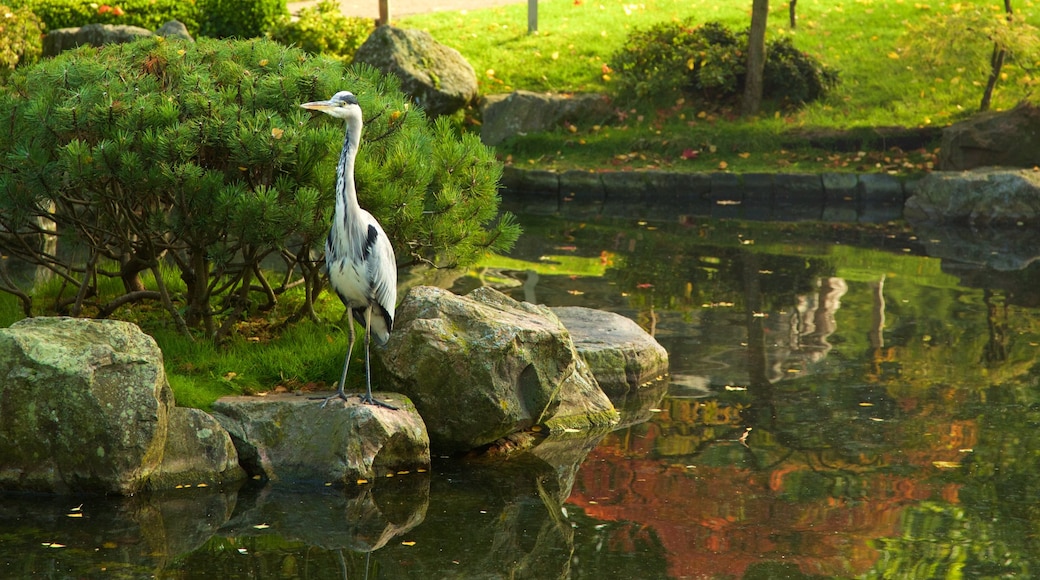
[401,0,1040,173]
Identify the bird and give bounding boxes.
[300,91,398,411]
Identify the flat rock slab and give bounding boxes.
[211,393,429,485]
[552,307,669,398]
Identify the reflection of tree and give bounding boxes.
[982,288,1009,365]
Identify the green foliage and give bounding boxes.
[268,0,372,62]
[609,19,837,107]
[0,37,517,342]
[0,5,42,76]
[13,0,201,34]
[197,0,287,39]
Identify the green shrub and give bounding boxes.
[763,36,839,105]
[0,5,43,76]
[198,0,287,39]
[13,0,201,34]
[0,37,518,341]
[609,19,838,107]
[268,0,372,62]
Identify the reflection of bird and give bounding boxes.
[301,91,397,410]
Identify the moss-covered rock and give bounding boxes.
[0,317,173,494]
[378,286,619,453]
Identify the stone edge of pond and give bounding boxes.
[500,166,917,224]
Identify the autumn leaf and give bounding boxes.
[681,148,699,160]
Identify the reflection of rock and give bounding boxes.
[0,317,174,494]
[0,488,236,571]
[417,432,606,579]
[221,476,429,552]
[912,222,1040,271]
[552,306,669,397]
[212,393,430,484]
[379,286,618,453]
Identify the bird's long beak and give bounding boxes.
[299,100,335,111]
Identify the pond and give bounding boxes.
[4,212,1040,579]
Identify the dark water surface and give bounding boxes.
[5,214,1040,579]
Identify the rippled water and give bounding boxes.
[4,213,1040,579]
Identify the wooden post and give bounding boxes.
[379,0,390,25]
[528,0,537,33]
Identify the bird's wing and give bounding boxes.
[365,220,398,327]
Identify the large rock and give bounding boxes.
[905,168,1040,225]
[211,393,430,485]
[0,317,174,494]
[378,286,619,453]
[146,407,246,490]
[551,307,668,397]
[42,20,194,57]
[353,25,477,117]
[939,101,1040,170]
[480,90,615,146]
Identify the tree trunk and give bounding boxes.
[981,0,1014,112]
[789,0,797,28]
[742,0,770,116]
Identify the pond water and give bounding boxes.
[5,212,1040,579]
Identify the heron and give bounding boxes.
[300,91,398,411]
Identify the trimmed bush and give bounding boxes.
[0,5,43,76]
[268,0,373,62]
[198,0,287,39]
[13,0,201,34]
[609,19,838,107]
[0,37,518,341]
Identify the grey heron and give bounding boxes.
[300,91,398,411]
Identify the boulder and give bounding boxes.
[211,393,430,485]
[146,407,246,491]
[43,23,153,57]
[156,20,194,41]
[905,168,1040,225]
[353,25,477,117]
[551,307,668,397]
[378,286,619,453]
[939,101,1040,170]
[481,90,615,146]
[42,20,193,57]
[0,317,174,494]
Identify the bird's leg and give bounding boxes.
[360,307,398,410]
[316,307,356,408]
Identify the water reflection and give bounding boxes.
[6,215,1040,578]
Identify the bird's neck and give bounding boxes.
[335,117,363,218]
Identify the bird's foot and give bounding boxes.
[359,393,398,411]
[310,391,350,409]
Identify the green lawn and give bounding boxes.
[401,0,1040,173]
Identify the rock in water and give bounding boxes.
[551,307,669,397]
[211,393,430,485]
[377,286,619,453]
[0,317,174,494]
[146,407,245,490]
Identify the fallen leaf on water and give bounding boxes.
[402,541,417,546]
[253,523,271,530]
[933,461,961,469]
